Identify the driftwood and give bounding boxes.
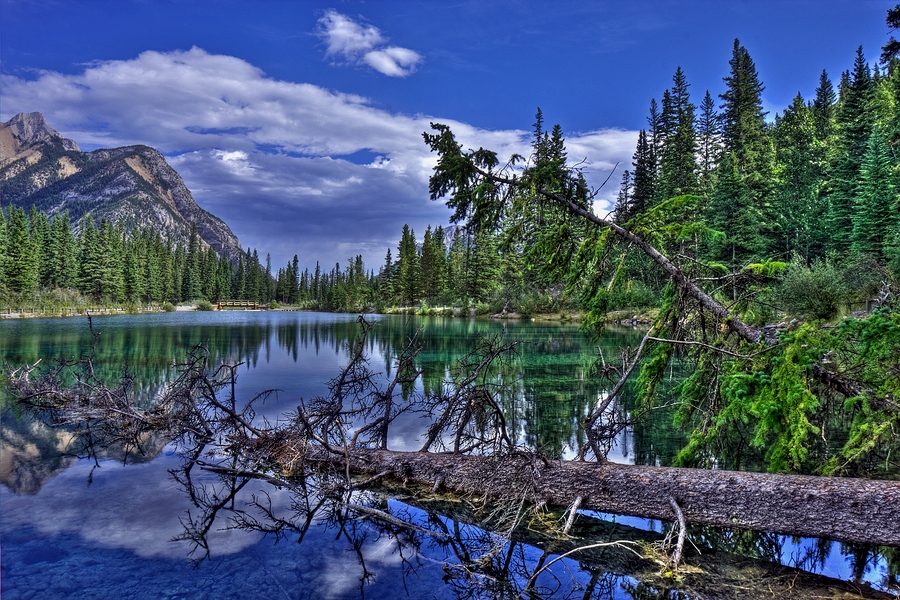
[293,445,900,547]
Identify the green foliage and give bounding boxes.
[162,301,176,312]
[775,260,848,321]
[196,300,214,311]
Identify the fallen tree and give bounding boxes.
[6,322,900,550]
[296,445,900,547]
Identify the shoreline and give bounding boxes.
[0,304,657,325]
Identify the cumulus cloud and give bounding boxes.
[0,48,636,270]
[316,10,422,77]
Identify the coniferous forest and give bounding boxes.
[0,207,273,310]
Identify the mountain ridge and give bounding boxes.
[0,112,243,261]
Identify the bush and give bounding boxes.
[162,302,176,312]
[775,261,847,321]
[196,300,214,311]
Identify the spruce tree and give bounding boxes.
[396,225,420,306]
[5,206,38,294]
[29,206,50,287]
[719,38,776,253]
[706,153,766,268]
[97,219,125,300]
[852,126,897,259]
[630,130,656,217]
[0,209,7,291]
[657,67,699,201]
[773,93,819,260]
[697,91,722,196]
[721,41,774,179]
[828,47,875,253]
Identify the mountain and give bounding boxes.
[0,112,242,260]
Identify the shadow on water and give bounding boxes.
[1,311,898,599]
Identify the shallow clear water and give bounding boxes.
[1,311,897,599]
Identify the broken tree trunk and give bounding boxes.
[294,446,900,547]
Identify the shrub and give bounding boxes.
[775,261,847,321]
[162,302,176,312]
[196,300,214,311]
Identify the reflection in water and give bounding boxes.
[1,312,898,599]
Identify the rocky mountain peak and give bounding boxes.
[2,112,80,152]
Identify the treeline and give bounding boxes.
[0,205,275,306]
[271,222,532,313]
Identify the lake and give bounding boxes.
[1,311,896,599]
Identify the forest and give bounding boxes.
[0,206,274,309]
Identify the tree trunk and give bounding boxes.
[300,446,900,547]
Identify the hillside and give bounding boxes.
[0,112,242,260]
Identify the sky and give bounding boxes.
[0,0,895,272]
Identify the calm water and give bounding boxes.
[1,311,896,599]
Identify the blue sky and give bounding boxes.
[0,0,894,271]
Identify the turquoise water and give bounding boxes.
[1,311,896,598]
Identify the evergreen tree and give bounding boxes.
[719,39,776,252]
[852,126,897,259]
[29,206,50,287]
[706,153,766,269]
[630,130,656,217]
[97,219,125,299]
[0,209,7,291]
[447,228,467,303]
[47,212,78,289]
[828,47,875,253]
[396,225,420,306]
[289,255,300,304]
[466,226,500,302]
[657,67,699,200]
[5,206,38,294]
[697,90,722,195]
[613,169,633,221]
[77,215,102,296]
[773,93,820,260]
[182,224,202,300]
[721,39,770,171]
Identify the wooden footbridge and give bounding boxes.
[217,300,263,310]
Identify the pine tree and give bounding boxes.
[828,47,875,253]
[719,39,776,252]
[5,206,38,294]
[630,130,656,217]
[657,67,699,200]
[396,225,420,306]
[697,90,722,195]
[852,126,897,259]
[706,153,766,269]
[773,93,819,260]
[29,206,50,287]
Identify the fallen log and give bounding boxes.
[294,446,900,547]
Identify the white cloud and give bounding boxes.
[0,48,636,270]
[318,10,384,56]
[316,10,422,77]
